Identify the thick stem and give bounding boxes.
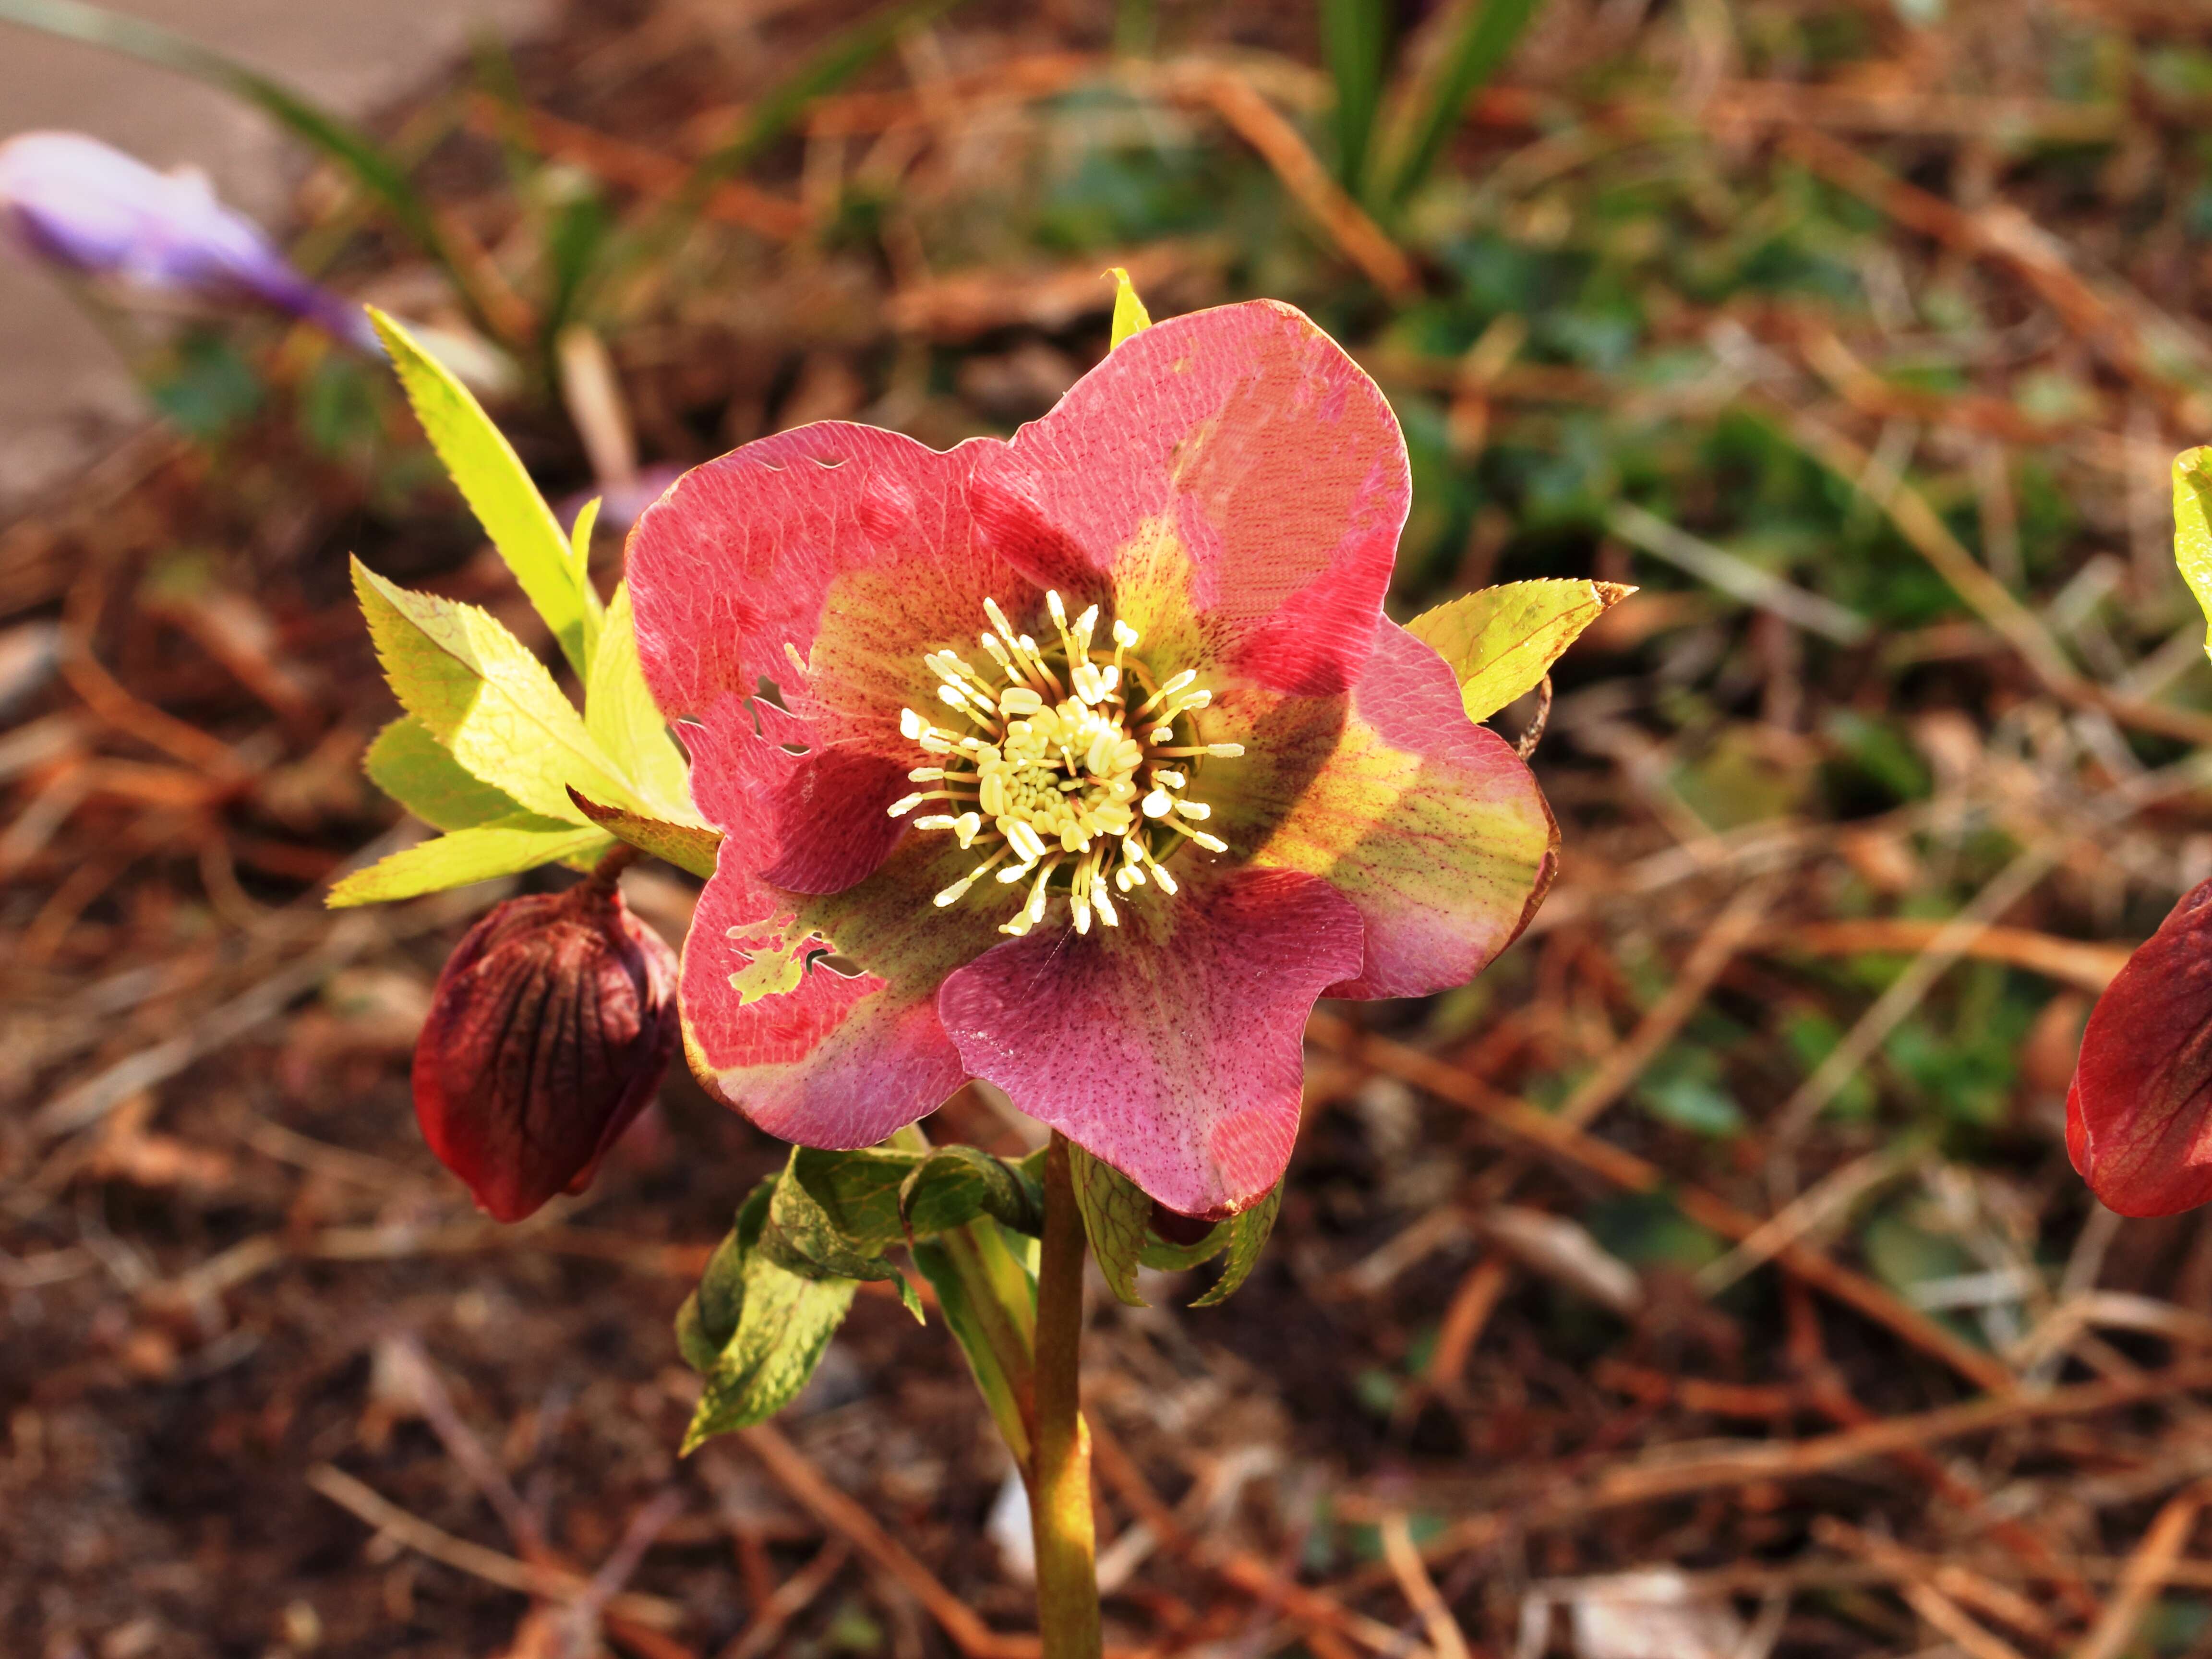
[1031,1133,1103,1659]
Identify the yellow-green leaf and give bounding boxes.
[352,558,637,824]
[1406,578,1635,723]
[1190,1185,1281,1308]
[1107,266,1151,349]
[585,582,701,824]
[1067,1142,1150,1307]
[2174,448,2212,661]
[370,307,602,677]
[363,716,529,831]
[327,819,612,907]
[568,789,721,878]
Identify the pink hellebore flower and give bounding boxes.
[627,301,1558,1218]
[2068,878,2212,1217]
[0,131,378,351]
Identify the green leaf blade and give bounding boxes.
[1406,578,1633,723]
[1107,266,1153,349]
[585,582,700,823]
[326,819,612,907]
[363,716,528,831]
[2174,447,2212,661]
[569,790,721,878]
[1190,1185,1283,1308]
[1067,1143,1152,1308]
[369,309,602,677]
[352,558,636,824]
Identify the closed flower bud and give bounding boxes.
[0,130,377,350]
[412,871,679,1222]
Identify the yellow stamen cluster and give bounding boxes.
[888,592,1240,936]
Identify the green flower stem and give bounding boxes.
[1032,1132,1103,1659]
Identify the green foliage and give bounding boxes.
[1067,1143,1153,1307]
[327,818,611,907]
[1107,267,1153,349]
[762,1147,920,1310]
[1068,1143,1275,1306]
[567,791,722,879]
[584,583,700,824]
[1405,578,1634,722]
[149,333,264,438]
[363,717,533,831]
[683,1252,860,1449]
[1375,0,1544,210]
[901,1145,1045,1238]
[351,560,636,825]
[1190,1186,1282,1308]
[369,309,602,677]
[1319,0,1391,194]
[2173,447,2212,660]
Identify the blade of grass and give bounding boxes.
[0,0,490,334]
[1378,0,1543,209]
[1318,0,1393,197]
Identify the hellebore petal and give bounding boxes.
[678,696,1010,1146]
[412,877,678,1222]
[938,867,1365,1217]
[968,301,1408,696]
[0,131,377,350]
[2068,878,2212,1217]
[628,421,1018,747]
[1214,621,1558,999]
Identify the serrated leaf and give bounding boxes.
[363,716,530,831]
[1190,1185,1282,1308]
[1067,1142,1151,1307]
[369,308,602,677]
[352,558,637,824]
[585,582,701,824]
[901,1145,1044,1239]
[1140,1225,1227,1273]
[1406,578,1635,723]
[681,1261,855,1450]
[568,789,721,878]
[326,819,612,907]
[677,1180,774,1373]
[1108,266,1152,349]
[2174,448,2212,661]
[760,1146,920,1283]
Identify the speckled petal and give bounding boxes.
[1209,621,1556,999]
[969,301,1407,696]
[938,866,1365,1217]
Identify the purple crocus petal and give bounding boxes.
[0,131,376,351]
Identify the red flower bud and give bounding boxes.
[2068,878,2212,1217]
[412,872,679,1222]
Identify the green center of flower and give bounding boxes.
[888,592,1238,937]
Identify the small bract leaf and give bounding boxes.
[326,819,612,907]
[1190,1184,1282,1308]
[1406,578,1635,723]
[1139,1223,1227,1273]
[1107,266,1152,349]
[585,581,700,824]
[1067,1142,1151,1307]
[682,1261,855,1449]
[900,1145,1044,1238]
[370,307,602,677]
[2172,448,2212,661]
[352,558,637,824]
[568,788,721,878]
[364,716,528,831]
[759,1146,919,1283]
[677,1180,774,1372]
